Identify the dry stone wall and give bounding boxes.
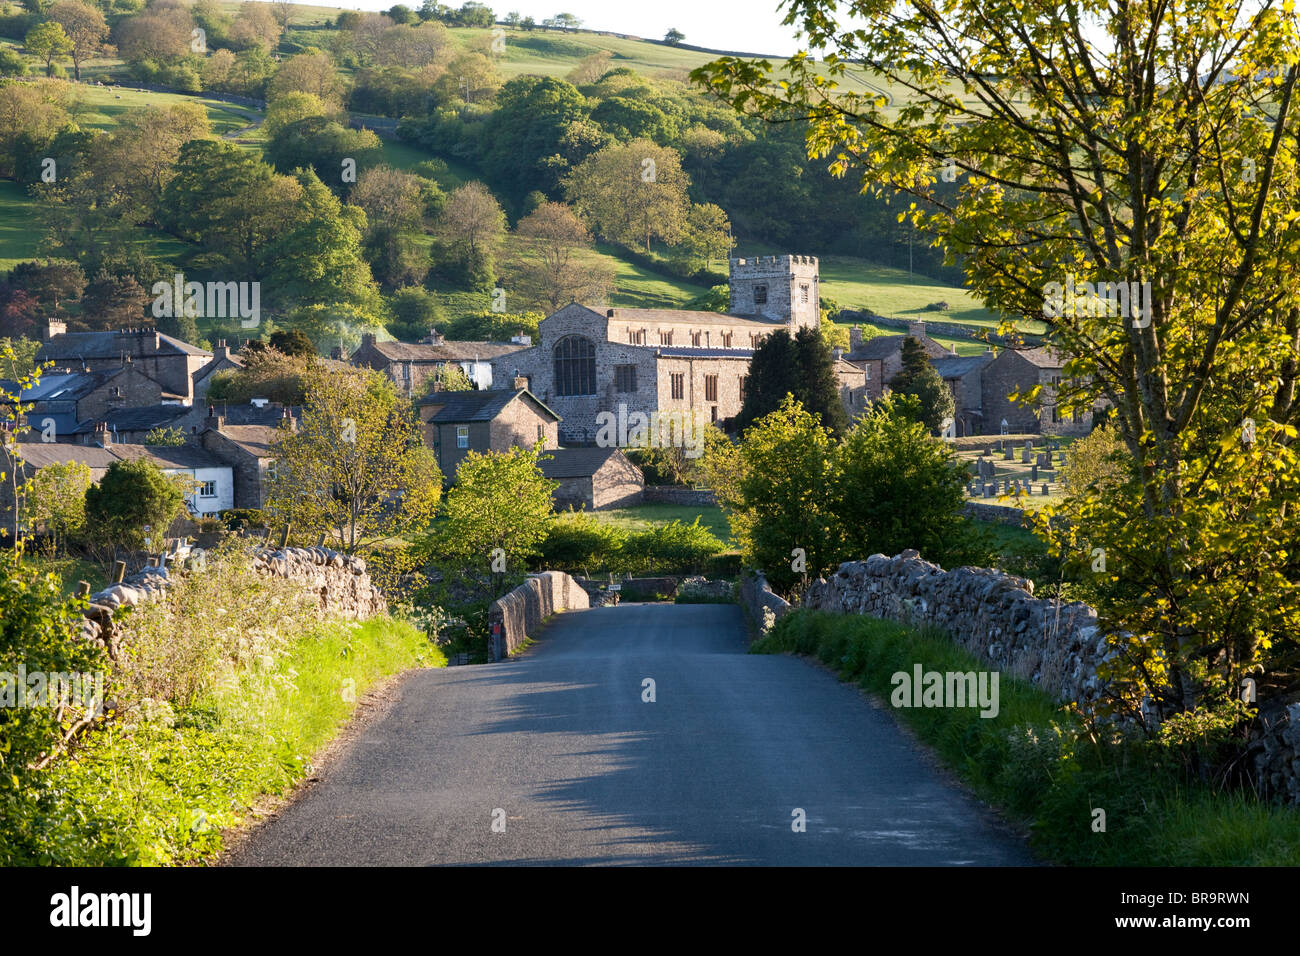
[801,551,1110,710]
[78,546,386,660]
[740,571,793,636]
[488,571,590,659]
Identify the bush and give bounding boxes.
[220,509,267,531]
[535,511,626,574]
[622,519,725,574]
[84,458,188,554]
[0,550,107,813]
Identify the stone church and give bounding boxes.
[491,255,864,444]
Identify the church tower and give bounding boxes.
[728,255,820,332]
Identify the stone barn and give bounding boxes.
[541,447,644,511]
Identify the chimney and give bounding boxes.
[330,345,345,360]
[361,333,376,349]
[44,319,67,342]
[513,375,528,391]
[908,320,926,339]
[213,339,229,360]
[206,406,225,431]
[510,333,532,346]
[606,308,615,318]
[985,346,995,356]
[849,327,863,351]
[91,421,111,447]
[423,327,444,345]
[832,347,843,362]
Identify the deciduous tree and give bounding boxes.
[264,364,442,552]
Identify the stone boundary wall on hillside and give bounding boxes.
[838,309,1042,346]
[77,546,386,660]
[643,485,718,506]
[488,571,591,659]
[739,571,792,637]
[802,551,1109,709]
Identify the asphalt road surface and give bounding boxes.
[229,602,1035,866]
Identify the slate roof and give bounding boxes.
[12,443,120,471]
[931,354,995,380]
[211,424,282,457]
[361,340,524,363]
[68,404,191,434]
[37,330,210,360]
[418,388,559,423]
[846,333,949,361]
[604,307,783,328]
[539,446,626,479]
[12,442,225,472]
[1009,346,1068,368]
[4,368,119,402]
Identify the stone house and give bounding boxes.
[541,446,645,511]
[492,255,858,444]
[981,346,1093,435]
[3,365,166,441]
[67,403,192,445]
[350,330,526,397]
[842,322,951,401]
[199,411,292,509]
[192,340,245,401]
[931,350,996,437]
[0,431,234,533]
[36,322,211,404]
[416,386,561,478]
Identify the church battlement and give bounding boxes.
[728,253,820,331]
[729,254,819,275]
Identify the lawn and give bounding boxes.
[590,502,733,546]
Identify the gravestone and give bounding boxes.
[1022,441,1033,463]
[1004,446,1014,460]
[1042,483,1050,495]
[1031,463,1038,481]
[984,483,994,497]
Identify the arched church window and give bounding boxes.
[554,335,597,396]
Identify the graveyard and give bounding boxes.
[949,434,1077,511]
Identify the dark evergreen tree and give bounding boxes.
[794,325,849,437]
[889,335,929,391]
[737,327,849,437]
[886,335,954,433]
[736,328,799,433]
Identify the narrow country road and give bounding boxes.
[228,603,1035,866]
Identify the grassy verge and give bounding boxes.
[9,614,443,866]
[755,610,1300,865]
